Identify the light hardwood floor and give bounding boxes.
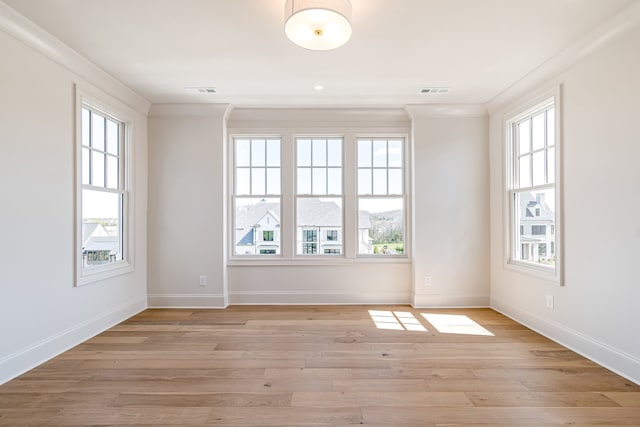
[1,306,639,426]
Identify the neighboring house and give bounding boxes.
[82,222,119,266]
[235,201,281,255]
[518,192,555,264]
[234,198,372,255]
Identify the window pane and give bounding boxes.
[236,139,251,167]
[82,189,122,266]
[327,168,342,195]
[92,151,105,187]
[388,140,402,167]
[236,168,250,195]
[514,189,555,267]
[106,155,118,189]
[266,139,280,167]
[358,140,372,167]
[251,167,265,195]
[234,197,281,256]
[373,169,387,195]
[297,168,311,194]
[388,169,402,195]
[251,139,265,166]
[373,140,387,167]
[532,151,545,186]
[532,112,545,151]
[266,168,281,195]
[297,198,342,255]
[358,198,404,255]
[546,108,555,147]
[82,147,90,185]
[327,139,342,166]
[297,139,311,166]
[547,147,555,183]
[82,108,91,147]
[518,156,530,188]
[92,113,105,151]
[312,168,327,195]
[312,139,327,166]
[518,120,530,155]
[106,119,119,155]
[358,169,372,195]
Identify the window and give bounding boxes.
[302,229,318,254]
[77,92,132,286]
[531,225,546,235]
[296,138,343,256]
[230,130,410,262]
[233,138,281,256]
[506,92,560,280]
[357,138,405,255]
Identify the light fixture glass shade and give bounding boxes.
[285,0,352,51]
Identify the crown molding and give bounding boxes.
[0,1,150,115]
[148,103,233,118]
[486,0,640,114]
[405,104,487,119]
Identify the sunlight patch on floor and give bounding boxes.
[421,313,494,336]
[369,310,427,332]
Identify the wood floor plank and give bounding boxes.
[1,305,639,426]
[291,391,473,407]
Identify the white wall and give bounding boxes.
[489,12,640,383]
[408,107,490,307]
[147,104,230,308]
[0,8,148,384]
[228,108,413,305]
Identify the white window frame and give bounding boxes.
[75,85,134,286]
[356,137,408,258]
[295,136,345,257]
[228,130,411,265]
[504,86,562,284]
[232,136,283,257]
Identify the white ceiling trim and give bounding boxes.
[405,104,487,119]
[148,103,232,118]
[0,0,150,115]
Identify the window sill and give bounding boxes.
[505,259,562,286]
[227,256,410,267]
[76,261,134,286]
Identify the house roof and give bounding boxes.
[235,199,372,248]
[297,199,341,227]
[519,192,554,220]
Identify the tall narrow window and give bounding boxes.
[78,100,130,284]
[296,138,343,256]
[233,138,281,255]
[357,138,405,255]
[507,95,559,278]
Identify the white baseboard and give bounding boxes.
[491,297,640,386]
[147,293,228,308]
[228,291,411,305]
[0,297,147,385]
[412,293,490,308]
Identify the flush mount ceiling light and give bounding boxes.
[285,0,352,51]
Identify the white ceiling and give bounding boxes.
[4,0,634,106]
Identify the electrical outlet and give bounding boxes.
[546,294,554,309]
[199,276,207,287]
[424,276,432,286]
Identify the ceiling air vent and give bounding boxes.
[185,87,217,94]
[420,87,449,94]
